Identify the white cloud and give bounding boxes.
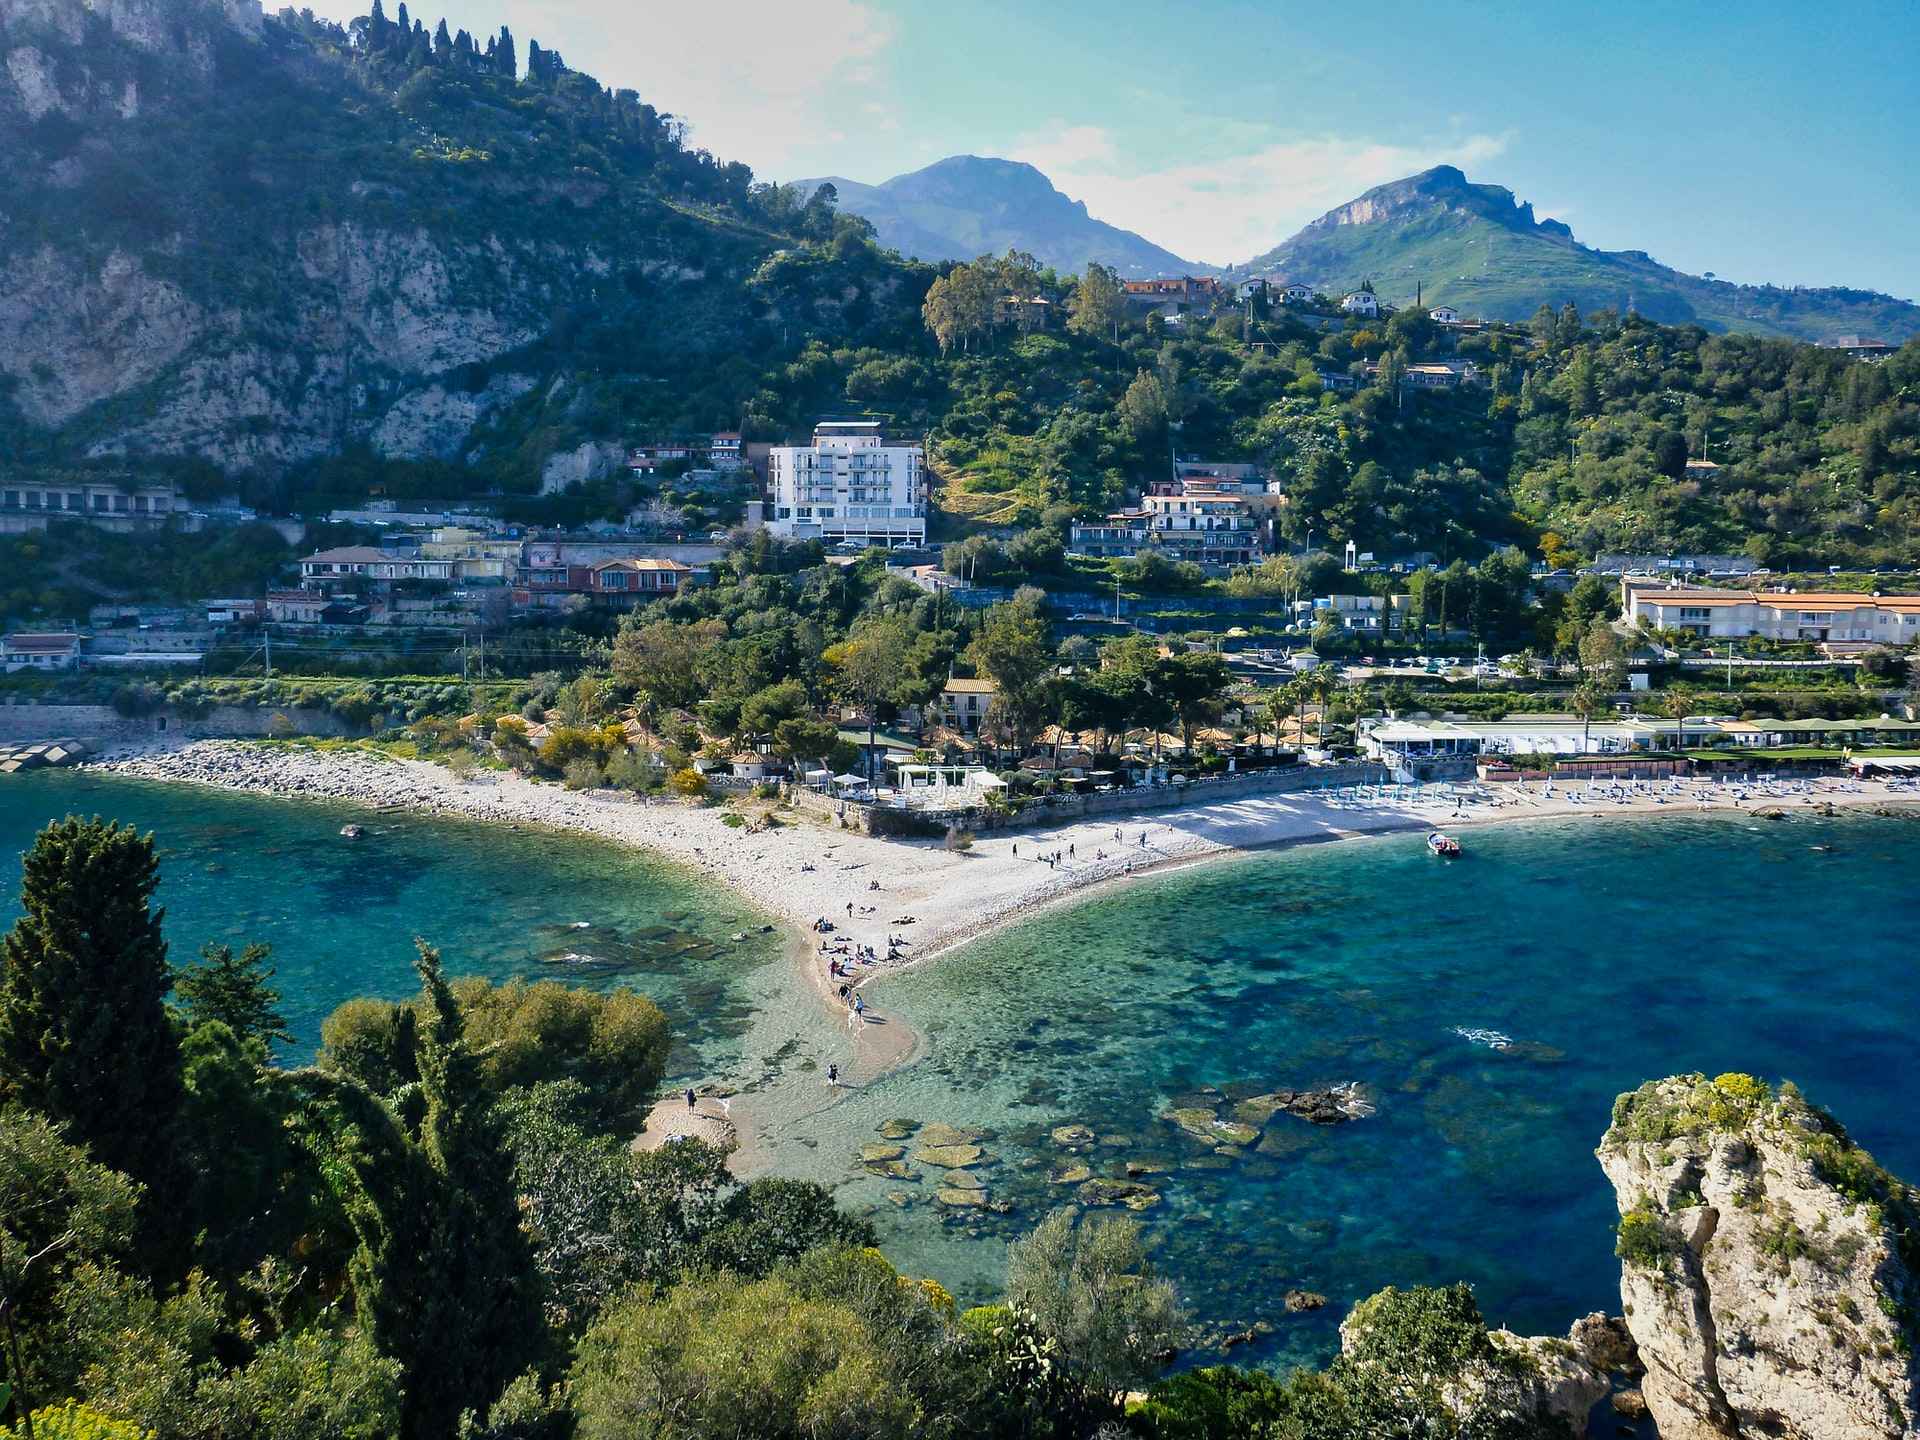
[1011,126,1511,266]
[293,0,895,174]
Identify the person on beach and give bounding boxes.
[684,1087,696,1110]
[1012,842,1018,857]
[827,1062,839,1088]
[853,994,866,1022]
[1069,843,1075,859]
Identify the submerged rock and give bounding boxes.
[1250,1084,1376,1126]
[1599,1072,1920,1440]
[919,1121,984,1147]
[1050,1123,1096,1147]
[1164,1107,1259,1146]
[1282,1289,1328,1312]
[1077,1177,1157,1208]
[864,1160,918,1181]
[1050,1162,1093,1185]
[936,1187,988,1208]
[859,1143,906,1163]
[914,1143,985,1169]
[876,1118,919,1140]
[942,1169,985,1191]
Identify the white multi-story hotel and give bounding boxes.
[767,421,925,548]
[1622,580,1920,644]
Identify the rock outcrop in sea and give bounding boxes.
[1599,1073,1920,1438]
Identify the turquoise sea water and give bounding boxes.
[759,808,1920,1367]
[0,771,804,1078]
[6,772,1918,1370]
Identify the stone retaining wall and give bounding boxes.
[0,702,354,746]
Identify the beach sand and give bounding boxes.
[90,740,1916,1160]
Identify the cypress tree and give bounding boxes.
[0,817,180,1186]
[524,37,542,83]
[400,944,542,1438]
[395,1,408,37]
[433,17,451,61]
[495,23,516,78]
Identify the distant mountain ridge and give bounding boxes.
[1238,165,1920,344]
[798,155,1201,279]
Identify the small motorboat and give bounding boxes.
[339,823,364,839]
[1427,831,1461,858]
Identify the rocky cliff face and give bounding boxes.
[1599,1073,1920,1439]
[0,0,883,481]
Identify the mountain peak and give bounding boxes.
[796,154,1202,278]
[1304,165,1538,236]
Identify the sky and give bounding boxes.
[300,0,1920,295]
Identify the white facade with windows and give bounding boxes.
[1622,581,1920,643]
[767,421,925,547]
[1,478,180,534]
[1341,289,1379,317]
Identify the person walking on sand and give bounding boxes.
[684,1087,696,1110]
[853,994,866,1022]
[846,901,854,918]
[1069,843,1075,860]
[827,1062,839,1088]
[1012,842,1018,857]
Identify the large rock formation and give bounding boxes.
[1599,1073,1920,1438]
[1337,1284,1618,1437]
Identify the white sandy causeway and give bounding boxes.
[93,740,1915,987]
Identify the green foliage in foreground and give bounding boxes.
[1132,1284,1571,1440]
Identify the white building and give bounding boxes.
[1276,281,1314,304]
[300,547,457,585]
[1428,306,1461,325]
[1622,581,1920,644]
[2,632,81,672]
[1341,289,1380,317]
[768,421,925,548]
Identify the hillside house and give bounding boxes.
[3,632,81,672]
[300,547,455,586]
[936,677,997,735]
[1622,581,1920,644]
[1341,288,1380,317]
[266,591,329,623]
[1274,281,1314,304]
[1428,306,1461,325]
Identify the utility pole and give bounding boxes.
[264,625,272,678]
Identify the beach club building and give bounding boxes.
[1622,581,1920,645]
[1359,712,1920,764]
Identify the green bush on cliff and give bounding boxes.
[1616,1203,1679,1271]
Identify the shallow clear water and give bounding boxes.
[756,810,1920,1367]
[0,771,818,1080]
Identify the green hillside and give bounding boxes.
[0,0,931,500]
[1243,166,1920,344]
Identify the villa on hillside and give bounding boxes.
[934,677,997,735]
[1341,288,1380,317]
[1069,472,1268,572]
[300,547,456,586]
[1622,581,1920,644]
[1428,305,1461,324]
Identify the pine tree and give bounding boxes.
[175,941,292,1049]
[0,817,180,1186]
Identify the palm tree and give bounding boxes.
[1264,684,1298,752]
[1663,683,1700,753]
[1310,667,1336,750]
[1572,681,1606,752]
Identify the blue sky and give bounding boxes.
[304,0,1920,295]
